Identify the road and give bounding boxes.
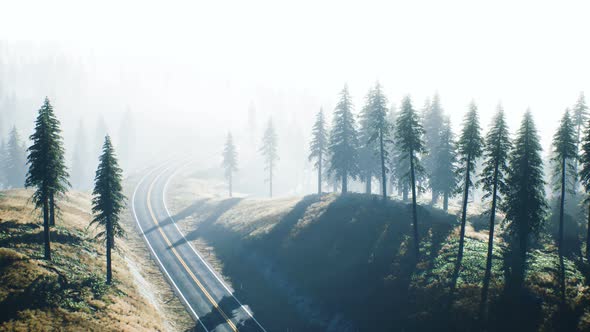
[132,163,267,332]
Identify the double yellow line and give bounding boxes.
[147,176,238,332]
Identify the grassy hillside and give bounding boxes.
[0,189,183,331]
[167,175,590,332]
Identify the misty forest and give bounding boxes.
[1,2,590,332]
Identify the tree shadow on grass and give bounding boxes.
[143,199,209,235]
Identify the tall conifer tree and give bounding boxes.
[25,98,70,260]
[367,82,391,198]
[309,108,328,195]
[222,132,238,197]
[358,87,380,194]
[328,85,359,193]
[580,116,590,262]
[260,118,278,197]
[395,96,425,257]
[91,135,126,285]
[502,110,547,294]
[5,126,27,187]
[423,93,445,204]
[478,105,511,318]
[453,101,483,289]
[573,93,588,192]
[551,109,577,304]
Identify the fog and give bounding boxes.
[1,0,589,196]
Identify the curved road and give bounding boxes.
[132,163,267,332]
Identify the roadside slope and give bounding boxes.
[0,189,181,331]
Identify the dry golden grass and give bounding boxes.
[0,189,179,332]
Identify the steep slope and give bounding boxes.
[166,174,590,332]
[0,189,187,331]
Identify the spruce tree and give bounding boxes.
[328,85,359,193]
[395,95,426,257]
[422,93,445,204]
[260,118,278,197]
[502,110,547,294]
[91,135,126,285]
[222,132,238,197]
[478,105,511,319]
[580,117,590,262]
[430,117,458,211]
[551,109,577,304]
[358,87,380,194]
[367,82,391,198]
[453,101,483,288]
[573,93,588,192]
[25,97,70,260]
[309,108,328,195]
[5,126,27,188]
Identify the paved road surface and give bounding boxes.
[132,163,267,332]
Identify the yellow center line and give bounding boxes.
[147,176,238,332]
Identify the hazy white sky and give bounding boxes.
[2,0,590,150]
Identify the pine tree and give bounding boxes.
[395,96,426,257]
[573,93,588,192]
[260,118,278,197]
[222,132,238,197]
[551,109,577,304]
[430,117,458,211]
[422,93,445,204]
[25,97,70,260]
[328,85,359,193]
[478,105,511,319]
[502,110,548,294]
[580,117,590,262]
[367,82,391,199]
[309,108,328,195]
[5,126,27,188]
[453,101,484,289]
[91,135,126,285]
[358,88,380,194]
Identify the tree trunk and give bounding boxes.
[49,192,55,226]
[43,198,51,261]
[365,175,372,194]
[443,191,449,211]
[586,203,590,262]
[106,216,112,285]
[558,156,566,305]
[342,171,348,194]
[457,155,472,275]
[480,159,499,321]
[269,164,273,198]
[229,172,233,197]
[379,130,387,199]
[318,153,322,195]
[409,149,420,258]
[402,186,409,202]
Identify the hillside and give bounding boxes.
[0,189,190,331]
[166,173,590,332]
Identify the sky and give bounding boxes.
[2,0,590,153]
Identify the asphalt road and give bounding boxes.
[132,163,267,332]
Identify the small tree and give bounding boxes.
[5,126,27,188]
[26,98,70,260]
[502,110,548,294]
[395,95,426,257]
[430,117,458,211]
[260,118,278,197]
[328,85,360,193]
[222,132,238,197]
[478,105,511,319]
[309,108,328,195]
[91,135,126,285]
[551,109,577,304]
[453,101,483,288]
